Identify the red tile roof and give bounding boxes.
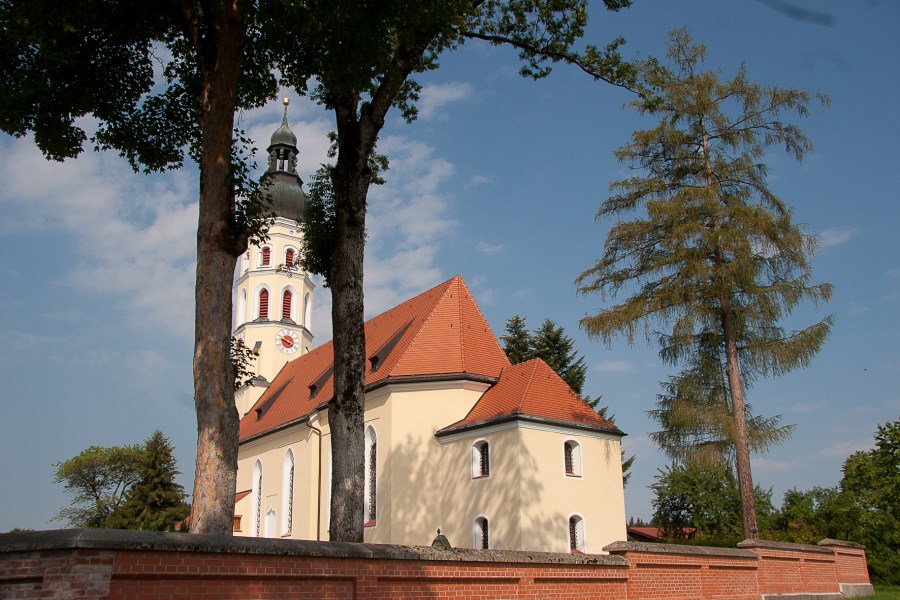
[439,358,621,435]
[239,275,510,441]
[239,275,622,442]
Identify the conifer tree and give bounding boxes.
[501,315,533,365]
[531,319,588,395]
[108,430,190,531]
[577,30,832,539]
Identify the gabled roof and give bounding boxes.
[239,275,510,441]
[437,358,622,436]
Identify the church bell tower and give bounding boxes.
[233,97,315,416]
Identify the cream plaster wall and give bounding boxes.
[235,380,626,553]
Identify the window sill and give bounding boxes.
[565,473,582,478]
[281,531,292,538]
[364,519,376,528]
[472,474,490,480]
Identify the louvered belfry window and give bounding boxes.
[259,289,269,319]
[261,246,271,266]
[285,248,295,266]
[282,290,292,320]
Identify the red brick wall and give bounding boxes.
[0,530,873,600]
[819,540,871,585]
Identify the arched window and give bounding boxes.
[564,440,582,477]
[364,426,377,525]
[282,449,295,536]
[473,516,490,549]
[472,440,490,478]
[251,460,263,537]
[569,515,586,552]
[303,292,312,328]
[258,289,269,319]
[237,289,247,326]
[282,290,293,321]
[285,247,296,267]
[260,246,271,267]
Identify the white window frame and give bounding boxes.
[568,513,586,553]
[254,284,272,320]
[258,245,273,267]
[563,439,583,478]
[471,439,490,479]
[473,515,490,549]
[364,425,377,526]
[281,449,295,536]
[281,285,298,322]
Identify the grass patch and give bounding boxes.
[873,585,900,600]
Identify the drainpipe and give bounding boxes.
[306,411,323,541]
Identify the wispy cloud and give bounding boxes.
[476,241,504,255]
[594,360,637,373]
[417,82,474,121]
[467,175,492,187]
[817,227,858,248]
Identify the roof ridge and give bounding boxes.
[456,278,467,372]
[512,359,539,415]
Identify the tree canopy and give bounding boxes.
[577,29,831,539]
[53,430,188,530]
[3,0,638,539]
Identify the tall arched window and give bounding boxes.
[364,426,377,525]
[282,290,293,321]
[473,516,490,549]
[285,247,296,267]
[252,460,263,537]
[260,246,271,267]
[303,292,312,328]
[569,515,586,552]
[564,440,582,477]
[472,440,490,478]
[237,289,247,326]
[282,449,295,536]
[258,289,269,319]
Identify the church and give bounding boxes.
[231,101,628,553]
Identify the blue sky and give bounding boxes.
[1,0,898,532]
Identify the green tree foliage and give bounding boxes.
[837,419,900,583]
[106,431,190,531]
[500,315,533,365]
[576,29,831,539]
[1,0,285,534]
[275,2,637,540]
[53,444,145,528]
[54,432,189,531]
[651,462,774,547]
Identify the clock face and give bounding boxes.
[276,329,300,355]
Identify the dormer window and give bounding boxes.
[472,440,490,479]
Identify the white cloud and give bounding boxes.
[417,82,474,121]
[476,241,504,255]
[817,227,858,248]
[467,175,492,187]
[594,360,638,373]
[0,138,198,337]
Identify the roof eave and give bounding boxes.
[435,413,626,438]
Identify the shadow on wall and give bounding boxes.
[385,431,571,552]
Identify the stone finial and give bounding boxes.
[431,528,451,550]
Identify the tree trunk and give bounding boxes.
[188,2,243,536]
[327,100,370,542]
[720,302,759,540]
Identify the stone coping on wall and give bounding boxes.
[603,540,758,559]
[818,538,866,550]
[0,528,628,567]
[737,538,836,555]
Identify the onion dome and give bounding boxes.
[263,97,305,221]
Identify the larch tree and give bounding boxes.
[276,0,637,541]
[576,30,832,539]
